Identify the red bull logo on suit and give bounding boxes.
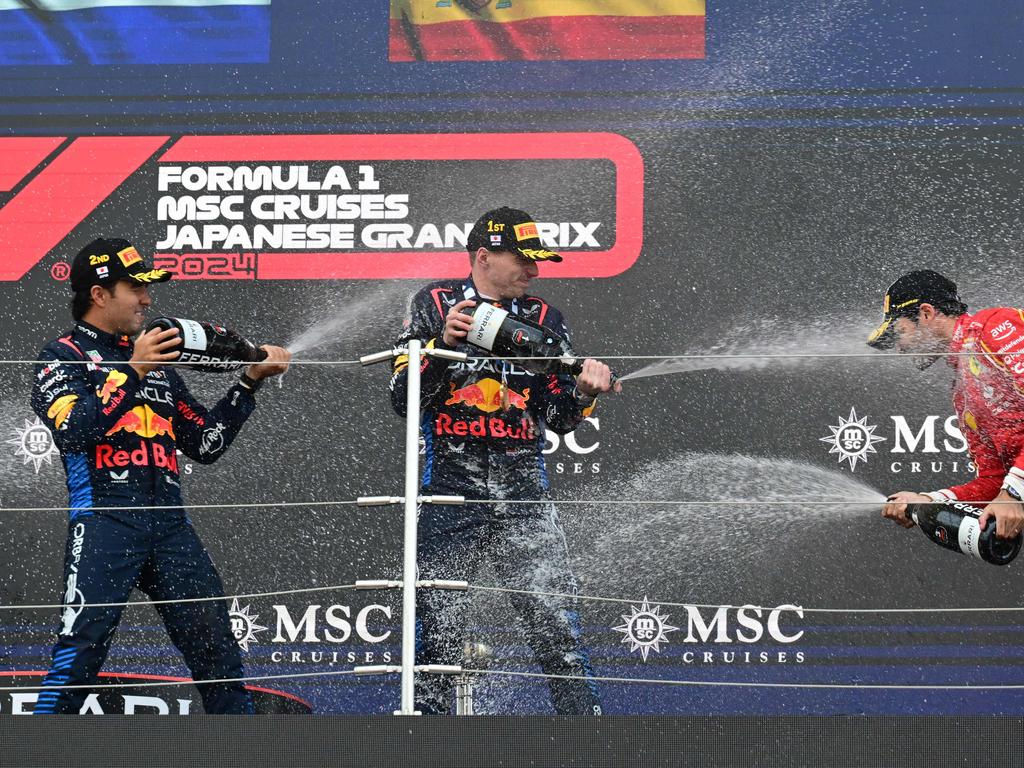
[434,413,536,440]
[105,405,175,440]
[97,369,128,405]
[445,377,529,413]
[95,441,178,472]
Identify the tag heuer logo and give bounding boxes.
[820,407,886,471]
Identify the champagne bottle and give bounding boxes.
[146,317,266,373]
[465,303,616,383]
[906,500,1022,566]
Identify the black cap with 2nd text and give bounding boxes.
[70,238,172,292]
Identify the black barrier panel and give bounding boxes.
[0,672,310,715]
[2,716,1023,768]
[3,122,1024,717]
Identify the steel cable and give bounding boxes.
[447,667,1024,691]
[0,667,365,693]
[0,583,362,611]
[464,583,1024,615]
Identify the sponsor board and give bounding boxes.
[0,133,643,282]
[612,599,806,666]
[5,416,59,473]
[0,672,311,715]
[821,409,976,476]
[236,601,395,666]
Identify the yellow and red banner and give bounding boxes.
[389,0,705,62]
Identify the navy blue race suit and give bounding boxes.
[389,277,602,715]
[29,321,257,714]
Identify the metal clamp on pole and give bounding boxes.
[415,664,463,675]
[418,495,465,506]
[424,347,468,363]
[354,664,402,676]
[416,579,469,591]
[356,496,404,506]
[355,580,402,590]
[359,348,404,366]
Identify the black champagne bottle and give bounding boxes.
[906,500,1021,566]
[146,317,266,373]
[465,303,616,383]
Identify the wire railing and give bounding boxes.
[464,583,1024,615]
[0,349,1014,367]
[446,668,1024,691]
[4,497,1021,515]
[0,583,362,611]
[0,668,363,693]
[3,339,1022,714]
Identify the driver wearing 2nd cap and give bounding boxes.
[29,237,290,714]
[389,207,617,715]
[868,270,1024,541]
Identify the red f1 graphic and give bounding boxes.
[0,137,169,282]
[0,133,643,281]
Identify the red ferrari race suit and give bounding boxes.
[926,307,1024,505]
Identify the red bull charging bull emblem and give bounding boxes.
[445,378,529,413]
[105,405,175,440]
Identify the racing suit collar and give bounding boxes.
[463,275,519,313]
[74,320,133,352]
[946,312,973,369]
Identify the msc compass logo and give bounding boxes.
[818,408,974,476]
[613,597,678,661]
[229,598,268,652]
[6,416,59,473]
[820,408,886,471]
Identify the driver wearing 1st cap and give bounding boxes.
[867,269,1024,541]
[389,207,615,715]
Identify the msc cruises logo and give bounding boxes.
[819,408,886,471]
[229,598,268,652]
[6,416,59,473]
[613,597,679,661]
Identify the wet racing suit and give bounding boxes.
[29,321,258,714]
[924,308,1024,505]
[389,277,602,715]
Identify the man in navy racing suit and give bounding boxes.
[389,207,617,714]
[30,237,290,714]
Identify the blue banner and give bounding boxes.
[0,0,269,65]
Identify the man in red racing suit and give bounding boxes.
[869,270,1024,539]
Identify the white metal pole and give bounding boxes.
[398,338,422,715]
